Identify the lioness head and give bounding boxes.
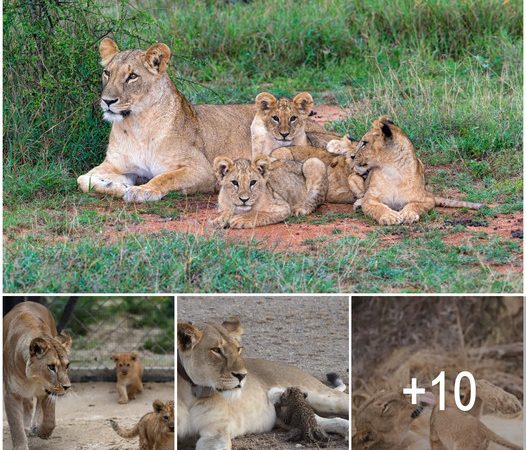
[353,116,412,175]
[352,391,435,449]
[111,351,140,377]
[98,38,171,122]
[213,155,271,213]
[255,92,314,146]
[177,318,247,397]
[28,333,72,397]
[152,399,175,434]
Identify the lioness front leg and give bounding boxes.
[228,203,291,228]
[124,155,216,202]
[36,396,55,439]
[196,432,232,450]
[399,198,435,224]
[5,395,29,450]
[77,160,136,198]
[362,197,403,225]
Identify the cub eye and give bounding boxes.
[163,415,169,420]
[231,180,239,187]
[48,364,56,372]
[361,140,368,146]
[249,180,257,187]
[210,347,221,355]
[271,116,280,123]
[126,73,138,82]
[289,116,297,123]
[66,362,70,369]
[103,70,110,78]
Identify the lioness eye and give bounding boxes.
[48,364,56,372]
[211,347,221,354]
[238,346,243,354]
[103,70,110,78]
[66,362,70,369]
[126,73,138,82]
[231,180,239,188]
[290,116,297,123]
[362,140,368,145]
[272,116,280,123]
[249,180,257,187]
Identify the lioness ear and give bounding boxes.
[255,92,277,112]
[292,92,314,115]
[253,155,271,178]
[303,392,308,399]
[213,156,234,180]
[56,332,72,353]
[222,316,244,340]
[99,38,119,67]
[144,43,171,74]
[152,399,164,413]
[30,337,49,358]
[178,323,203,351]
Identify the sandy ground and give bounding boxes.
[3,382,174,450]
[178,296,349,450]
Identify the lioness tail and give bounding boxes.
[434,196,482,209]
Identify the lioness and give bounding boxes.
[110,399,174,450]
[111,351,144,404]
[212,154,328,228]
[4,301,72,450]
[353,116,482,225]
[77,39,332,202]
[177,318,349,450]
[250,92,341,156]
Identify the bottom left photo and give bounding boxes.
[2,296,174,450]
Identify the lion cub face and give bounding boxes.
[254,92,314,147]
[98,38,171,123]
[112,352,141,378]
[213,156,270,212]
[153,399,175,434]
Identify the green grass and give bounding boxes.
[3,0,522,293]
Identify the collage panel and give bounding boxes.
[2,297,174,450]
[351,296,523,449]
[177,295,350,449]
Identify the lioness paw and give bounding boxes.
[378,210,403,225]
[123,186,163,203]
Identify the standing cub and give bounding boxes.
[251,91,340,156]
[112,352,144,404]
[212,154,328,228]
[110,399,174,450]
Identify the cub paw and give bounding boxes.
[228,216,256,229]
[118,398,129,404]
[210,216,230,229]
[378,210,403,225]
[293,207,310,216]
[123,186,163,203]
[399,209,420,224]
[353,198,363,211]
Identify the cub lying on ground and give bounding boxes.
[110,399,174,450]
[212,154,328,228]
[352,116,482,225]
[251,91,341,156]
[111,351,144,404]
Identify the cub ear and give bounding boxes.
[111,353,120,363]
[213,156,234,180]
[99,38,119,67]
[30,337,50,358]
[354,430,377,446]
[303,392,308,399]
[221,316,244,340]
[178,323,203,351]
[144,43,171,74]
[152,399,164,413]
[130,352,139,361]
[373,115,394,138]
[292,92,314,115]
[253,155,271,178]
[255,92,277,112]
[56,332,72,353]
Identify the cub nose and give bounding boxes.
[280,132,290,139]
[102,98,118,107]
[232,372,246,382]
[239,196,249,204]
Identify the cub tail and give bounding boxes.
[326,372,347,392]
[434,196,483,210]
[110,418,140,439]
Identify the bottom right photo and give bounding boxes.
[352,296,523,450]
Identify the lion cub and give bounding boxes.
[112,352,144,404]
[110,399,174,450]
[251,91,340,156]
[212,154,328,228]
[276,387,330,445]
[352,116,482,225]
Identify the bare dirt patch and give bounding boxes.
[2,382,174,450]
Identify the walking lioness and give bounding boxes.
[3,301,72,450]
[77,39,333,202]
[177,318,349,449]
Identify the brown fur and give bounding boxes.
[111,399,174,450]
[111,351,144,404]
[212,154,328,228]
[353,116,482,225]
[3,302,72,450]
[78,39,332,202]
[277,387,330,445]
